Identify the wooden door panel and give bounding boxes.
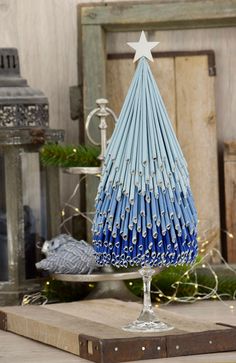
[175,55,220,251]
[150,58,176,132]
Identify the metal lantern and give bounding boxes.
[0,48,64,305]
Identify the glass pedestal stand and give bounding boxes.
[123,266,173,332]
[52,267,160,301]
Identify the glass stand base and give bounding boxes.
[122,265,174,333]
[123,319,173,333]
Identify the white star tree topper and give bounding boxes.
[127,31,160,63]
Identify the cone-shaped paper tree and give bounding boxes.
[92,32,198,270]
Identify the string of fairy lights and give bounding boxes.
[23,178,236,312]
[60,176,94,234]
[150,248,236,312]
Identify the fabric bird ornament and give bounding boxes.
[36,234,98,274]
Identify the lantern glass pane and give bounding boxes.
[21,151,45,279]
[0,152,8,281]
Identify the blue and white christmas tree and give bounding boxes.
[92,31,198,269]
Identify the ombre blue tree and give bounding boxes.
[92,32,198,271]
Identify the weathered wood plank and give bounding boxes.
[106,58,176,132]
[82,24,107,240]
[2,299,236,363]
[0,299,235,363]
[0,329,80,363]
[106,58,135,120]
[2,329,236,363]
[224,142,236,262]
[82,24,106,123]
[81,1,236,29]
[150,58,177,132]
[45,299,226,333]
[175,55,220,252]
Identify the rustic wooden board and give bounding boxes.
[0,299,236,363]
[107,58,135,123]
[81,1,236,29]
[175,55,220,253]
[150,58,177,132]
[224,142,236,262]
[82,24,107,241]
[106,58,176,131]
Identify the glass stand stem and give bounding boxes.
[122,265,173,332]
[138,265,156,322]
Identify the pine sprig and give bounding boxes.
[40,144,100,167]
[126,264,236,301]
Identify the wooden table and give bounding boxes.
[0,300,236,363]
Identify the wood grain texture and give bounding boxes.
[2,330,236,363]
[0,329,80,363]
[107,58,135,119]
[1,299,236,363]
[0,299,235,363]
[107,57,176,129]
[107,27,236,149]
[224,142,236,262]
[175,55,220,250]
[150,58,177,131]
[82,24,107,239]
[45,299,226,333]
[81,1,236,28]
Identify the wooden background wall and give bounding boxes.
[1,0,236,241]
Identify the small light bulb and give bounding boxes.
[230,305,234,310]
[75,208,79,213]
[129,282,133,286]
[73,148,77,153]
[61,210,65,217]
[46,281,50,286]
[202,264,206,268]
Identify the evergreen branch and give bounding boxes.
[126,264,236,301]
[40,144,100,167]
